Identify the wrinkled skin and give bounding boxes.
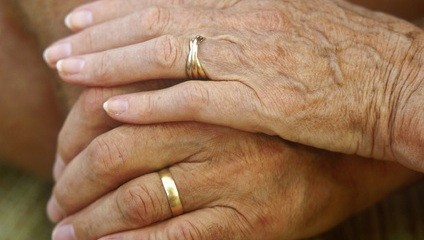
[44,0,424,171]
[37,0,424,239]
[0,0,417,239]
[46,84,421,240]
[0,1,421,239]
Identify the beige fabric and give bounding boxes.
[0,162,422,240]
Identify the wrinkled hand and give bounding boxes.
[47,86,420,240]
[51,79,180,180]
[43,0,424,171]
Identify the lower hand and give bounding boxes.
[48,87,421,240]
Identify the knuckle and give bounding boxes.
[226,8,287,31]
[116,185,159,226]
[167,220,202,240]
[93,52,113,81]
[251,10,287,31]
[80,28,97,51]
[201,35,242,75]
[57,88,110,162]
[141,6,171,35]
[179,82,210,115]
[153,35,180,69]
[140,94,155,117]
[87,135,127,178]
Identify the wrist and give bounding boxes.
[371,29,424,169]
[391,33,424,170]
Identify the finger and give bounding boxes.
[56,88,120,168]
[44,6,217,66]
[56,35,188,85]
[103,80,269,135]
[52,88,120,183]
[55,35,236,86]
[55,80,178,181]
[49,82,182,222]
[99,208,245,240]
[65,0,179,31]
[50,123,220,221]
[98,162,421,240]
[64,0,236,31]
[52,163,225,240]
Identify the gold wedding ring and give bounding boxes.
[158,168,184,217]
[186,35,208,79]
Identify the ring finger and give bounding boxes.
[55,34,234,86]
[49,123,219,222]
[52,163,220,240]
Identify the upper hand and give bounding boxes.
[43,0,424,170]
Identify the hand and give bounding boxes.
[52,79,180,180]
[49,121,420,240]
[48,87,421,240]
[43,0,424,171]
[50,123,421,240]
[48,79,419,239]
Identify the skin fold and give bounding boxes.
[0,0,422,239]
[1,0,422,179]
[43,1,423,239]
[44,0,424,172]
[52,124,421,240]
[49,86,421,239]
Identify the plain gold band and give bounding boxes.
[158,168,184,217]
[186,35,208,80]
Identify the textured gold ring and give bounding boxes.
[158,168,184,217]
[186,35,208,79]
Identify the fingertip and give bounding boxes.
[43,43,72,67]
[56,58,86,76]
[64,14,73,30]
[42,48,50,65]
[103,98,129,116]
[64,10,93,31]
[102,100,114,117]
[47,196,66,223]
[102,101,109,113]
[52,224,76,240]
[56,60,64,73]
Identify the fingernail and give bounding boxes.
[103,99,129,116]
[57,59,85,75]
[53,154,65,181]
[47,196,65,223]
[65,10,93,30]
[43,43,72,64]
[52,224,76,240]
